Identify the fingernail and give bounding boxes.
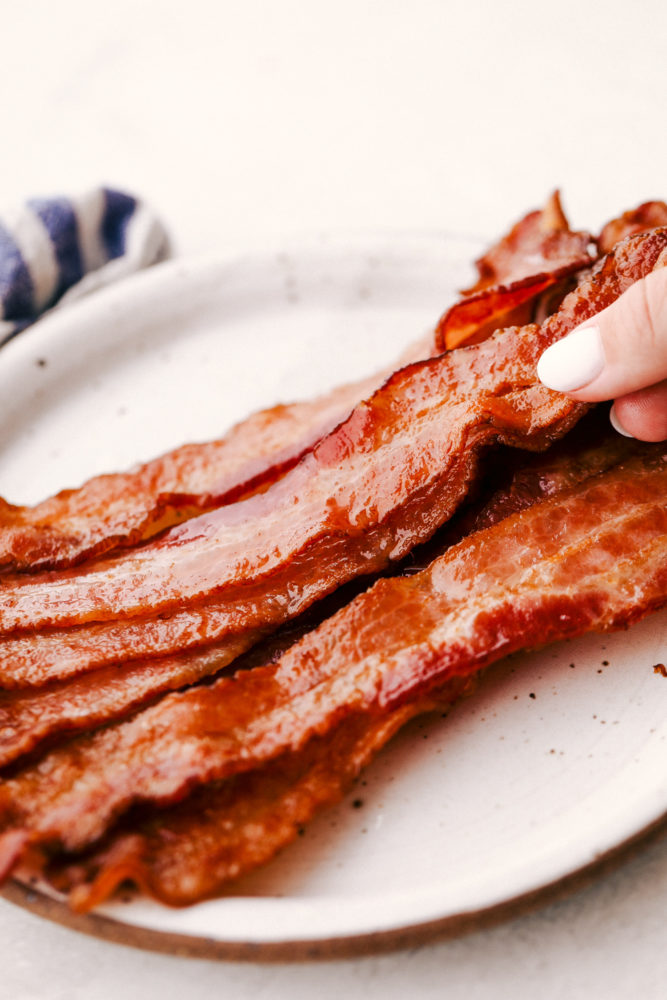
[609,404,634,438]
[537,325,604,392]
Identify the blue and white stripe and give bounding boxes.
[0,188,169,346]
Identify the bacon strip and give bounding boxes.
[465,191,592,291]
[402,411,640,569]
[0,346,580,631]
[0,411,633,692]
[0,368,389,575]
[1,229,664,650]
[0,631,264,768]
[598,200,667,255]
[0,195,617,579]
[48,689,473,911]
[0,195,588,578]
[435,193,595,351]
[0,415,631,763]
[0,579,314,688]
[0,445,664,878]
[434,266,591,352]
[0,199,648,582]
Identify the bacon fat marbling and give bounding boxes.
[1,229,664,653]
[0,368,388,574]
[0,415,631,764]
[0,444,664,879]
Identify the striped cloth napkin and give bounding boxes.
[0,187,170,346]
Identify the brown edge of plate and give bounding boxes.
[3,810,667,963]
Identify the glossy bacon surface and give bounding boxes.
[402,410,640,568]
[0,368,386,574]
[1,213,666,909]
[464,191,592,291]
[0,195,633,578]
[0,443,664,879]
[598,201,667,255]
[0,631,263,768]
[435,192,595,351]
[0,342,581,631]
[0,227,663,724]
[0,416,630,763]
[49,690,472,911]
[0,413,633,692]
[0,197,587,578]
[2,229,665,648]
[434,270,582,352]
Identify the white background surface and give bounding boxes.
[1,1,666,997]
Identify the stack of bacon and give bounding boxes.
[0,195,666,911]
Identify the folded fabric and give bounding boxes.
[0,187,170,346]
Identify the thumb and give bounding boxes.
[537,265,667,401]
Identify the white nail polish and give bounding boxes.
[609,405,634,438]
[537,325,605,392]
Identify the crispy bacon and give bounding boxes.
[0,578,319,688]
[0,411,633,693]
[0,415,631,764]
[1,213,666,909]
[2,229,665,649]
[0,347,582,632]
[435,192,595,351]
[0,632,264,768]
[434,271,580,352]
[466,191,592,291]
[0,195,586,578]
[48,691,473,911]
[0,195,622,579]
[0,444,664,880]
[0,369,388,575]
[402,410,640,568]
[598,201,667,255]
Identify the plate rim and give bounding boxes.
[4,811,667,961]
[1,231,666,959]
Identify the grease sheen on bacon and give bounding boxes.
[0,444,664,880]
[0,415,633,765]
[463,191,592,292]
[0,229,664,677]
[597,200,667,255]
[0,232,658,638]
[0,631,265,768]
[435,192,596,351]
[0,366,389,574]
[1,425,627,691]
[49,692,471,911]
[0,193,584,577]
[0,341,584,632]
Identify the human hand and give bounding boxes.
[537,265,667,441]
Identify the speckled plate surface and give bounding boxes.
[1,234,666,960]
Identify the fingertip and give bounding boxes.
[609,404,634,438]
[537,326,605,394]
[611,382,667,442]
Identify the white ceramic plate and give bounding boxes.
[1,234,666,960]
